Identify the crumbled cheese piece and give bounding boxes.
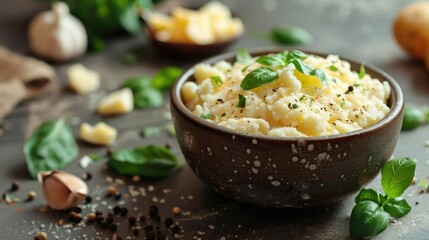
[67,64,100,94]
[80,122,117,145]
[97,88,133,115]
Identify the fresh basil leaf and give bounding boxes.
[236,48,253,64]
[141,126,162,138]
[134,87,164,109]
[118,3,141,34]
[310,69,328,84]
[122,76,152,91]
[271,27,312,45]
[108,145,181,178]
[355,188,385,204]
[328,65,338,71]
[256,55,285,67]
[240,68,279,90]
[285,50,307,62]
[237,94,246,108]
[200,113,212,119]
[88,154,103,162]
[383,197,412,218]
[349,201,390,238]
[381,157,417,198]
[210,76,223,86]
[24,118,78,179]
[152,67,183,90]
[402,106,425,130]
[359,64,366,79]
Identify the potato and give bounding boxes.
[393,1,429,59]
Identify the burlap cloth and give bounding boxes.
[0,46,55,121]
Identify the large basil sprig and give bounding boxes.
[24,118,78,178]
[350,157,417,238]
[239,49,328,90]
[108,145,181,178]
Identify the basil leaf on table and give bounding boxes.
[402,106,425,130]
[108,146,181,178]
[355,188,385,204]
[134,88,163,108]
[349,201,390,238]
[24,118,78,178]
[122,76,152,90]
[240,67,279,90]
[381,157,417,198]
[236,48,253,64]
[152,67,183,90]
[383,197,412,218]
[271,27,312,45]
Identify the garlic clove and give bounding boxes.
[38,170,88,210]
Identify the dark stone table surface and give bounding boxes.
[1,0,428,239]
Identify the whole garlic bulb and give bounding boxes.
[38,170,89,210]
[28,2,87,61]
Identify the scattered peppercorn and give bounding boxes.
[139,215,146,223]
[27,191,37,201]
[73,207,82,213]
[114,192,122,200]
[87,212,97,222]
[145,225,154,232]
[172,206,181,215]
[107,212,114,218]
[101,221,109,229]
[107,186,117,196]
[109,223,118,231]
[11,181,19,191]
[171,225,181,233]
[95,210,103,216]
[85,196,92,204]
[35,231,47,240]
[132,228,139,236]
[146,232,156,240]
[120,206,128,216]
[149,205,158,218]
[157,232,166,240]
[96,216,104,224]
[128,216,136,225]
[84,172,93,181]
[164,217,174,227]
[132,175,140,183]
[106,216,114,224]
[113,206,121,215]
[165,141,172,149]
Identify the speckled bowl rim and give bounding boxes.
[171,48,404,142]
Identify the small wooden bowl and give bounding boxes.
[144,26,241,58]
[170,48,404,208]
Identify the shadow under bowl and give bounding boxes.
[170,48,404,208]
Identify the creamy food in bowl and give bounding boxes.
[181,50,391,137]
[170,49,403,208]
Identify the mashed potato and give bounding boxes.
[181,50,391,137]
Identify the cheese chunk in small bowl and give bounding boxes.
[170,48,404,208]
[142,1,243,57]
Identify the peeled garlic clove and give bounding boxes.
[38,171,88,210]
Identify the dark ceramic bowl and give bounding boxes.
[170,49,404,208]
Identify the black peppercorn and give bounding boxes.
[95,210,103,216]
[128,216,136,225]
[113,205,121,215]
[149,209,158,218]
[164,217,174,227]
[85,196,92,204]
[106,216,114,224]
[139,215,146,223]
[145,225,154,232]
[96,216,104,224]
[171,225,181,233]
[11,181,19,191]
[120,207,128,216]
[114,192,122,200]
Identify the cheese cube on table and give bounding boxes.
[67,64,100,94]
[80,122,117,145]
[97,88,134,115]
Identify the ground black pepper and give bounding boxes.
[113,205,121,215]
[120,206,128,216]
[10,181,19,191]
[139,215,146,223]
[84,196,92,204]
[164,217,173,227]
[128,216,136,225]
[171,225,181,233]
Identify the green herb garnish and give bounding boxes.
[200,113,212,119]
[340,98,346,108]
[24,118,78,178]
[328,65,338,71]
[240,67,279,90]
[402,106,426,130]
[108,145,181,178]
[122,76,163,109]
[359,64,366,79]
[166,123,176,137]
[291,59,327,84]
[350,157,417,238]
[141,126,162,138]
[236,48,252,64]
[256,55,285,68]
[88,154,104,162]
[237,94,246,108]
[271,27,312,45]
[152,67,183,90]
[210,76,223,86]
